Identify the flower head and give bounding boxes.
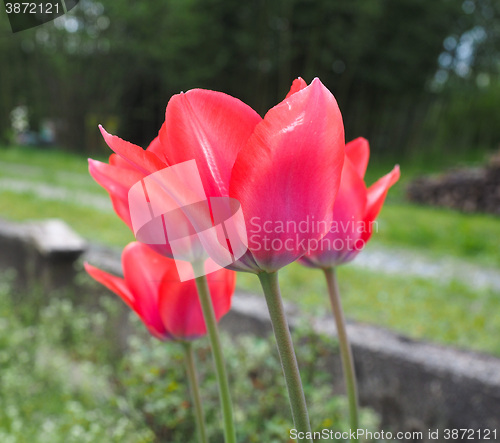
[299,137,400,269]
[85,242,235,341]
[90,78,345,274]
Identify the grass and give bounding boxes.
[373,204,500,268]
[0,145,107,174]
[236,262,500,356]
[0,190,135,247]
[0,145,134,247]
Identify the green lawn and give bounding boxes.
[238,263,500,356]
[1,145,500,356]
[0,190,135,247]
[0,146,134,246]
[0,145,106,174]
[372,204,500,268]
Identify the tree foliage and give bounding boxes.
[0,0,498,157]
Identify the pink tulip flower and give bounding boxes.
[299,137,400,268]
[89,78,345,274]
[85,242,235,341]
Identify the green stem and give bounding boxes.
[182,342,209,443]
[323,267,359,439]
[258,271,312,443]
[192,263,236,443]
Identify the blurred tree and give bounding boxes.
[0,0,498,158]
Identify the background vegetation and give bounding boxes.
[1,0,499,158]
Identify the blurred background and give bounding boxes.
[1,0,499,159]
[1,1,500,440]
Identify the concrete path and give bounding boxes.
[0,178,112,211]
[351,245,500,292]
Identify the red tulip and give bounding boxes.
[84,242,235,341]
[299,137,400,269]
[87,148,145,231]
[90,78,345,274]
[229,78,344,272]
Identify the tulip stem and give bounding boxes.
[258,271,312,443]
[182,342,209,443]
[323,267,359,440]
[192,264,236,443]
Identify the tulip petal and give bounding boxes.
[122,242,172,338]
[160,89,261,197]
[88,158,144,229]
[331,157,367,226]
[85,260,170,340]
[285,77,308,98]
[109,153,136,169]
[159,261,235,340]
[361,165,400,243]
[146,126,169,164]
[345,137,370,179]
[99,125,166,176]
[230,78,345,271]
[84,262,135,309]
[300,156,367,268]
[158,260,201,339]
